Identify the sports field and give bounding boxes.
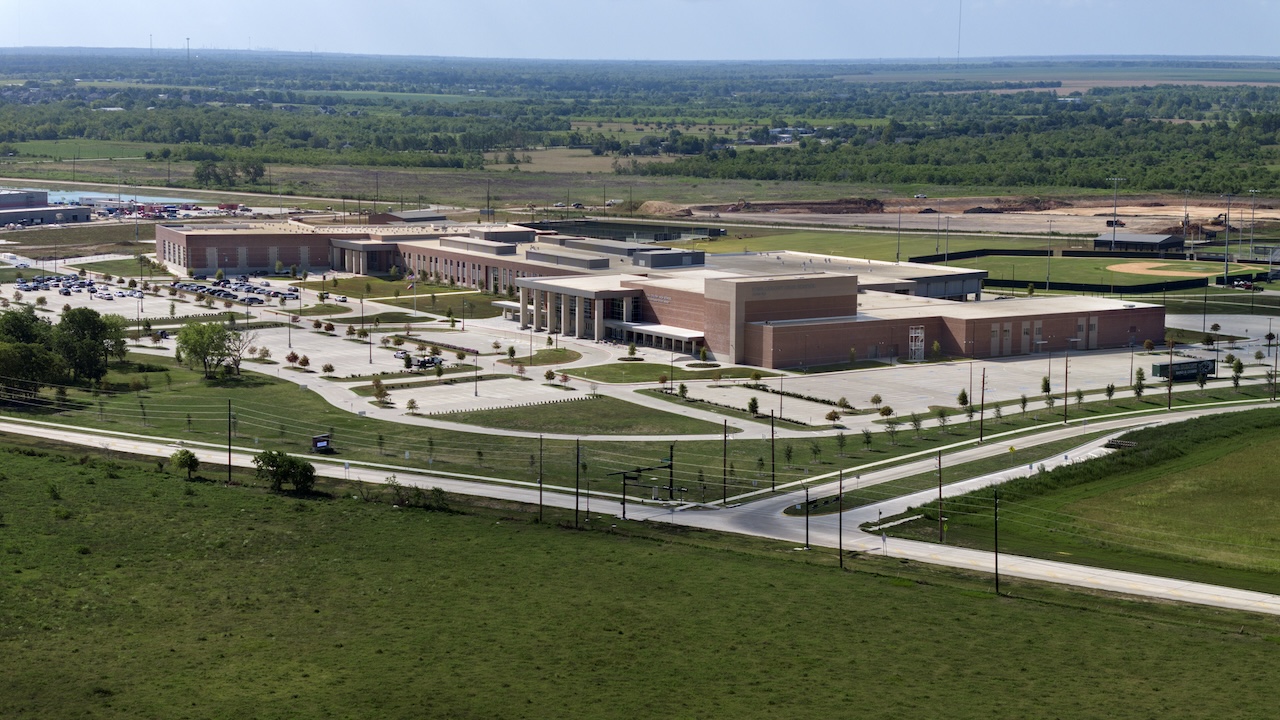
[947,255,1256,285]
[685,230,1068,262]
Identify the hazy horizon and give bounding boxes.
[8,1,1280,63]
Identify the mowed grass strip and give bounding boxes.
[1,439,1278,719]
[438,394,731,435]
[571,362,773,383]
[890,408,1280,594]
[948,255,1256,285]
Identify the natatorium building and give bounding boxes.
[156,220,1164,369]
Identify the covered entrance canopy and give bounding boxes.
[605,320,704,354]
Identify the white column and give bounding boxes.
[575,297,586,338]
[560,293,571,335]
[519,286,529,329]
[593,298,605,340]
[534,290,545,331]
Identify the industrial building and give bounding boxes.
[156,219,1164,368]
[0,188,92,227]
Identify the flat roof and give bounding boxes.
[855,291,1159,322]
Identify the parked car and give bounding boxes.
[336,295,348,302]
[393,350,410,359]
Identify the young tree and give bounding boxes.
[1105,383,1116,404]
[1143,339,1155,352]
[747,396,759,416]
[1075,388,1085,407]
[298,355,310,371]
[909,411,923,437]
[371,377,390,404]
[545,369,556,382]
[175,320,230,378]
[285,350,300,368]
[885,417,900,445]
[1019,394,1028,416]
[678,383,688,399]
[861,427,873,452]
[1196,373,1207,394]
[1133,368,1146,399]
[405,398,419,414]
[170,449,199,480]
[934,406,949,429]
[507,346,516,361]
[957,388,969,408]
[252,450,316,493]
[835,431,848,456]
[1040,375,1051,396]
[993,404,1004,423]
[825,409,840,423]
[878,405,893,419]
[627,342,637,358]
[783,444,793,467]
[870,393,882,410]
[321,363,335,375]
[224,329,257,376]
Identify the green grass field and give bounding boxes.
[949,255,1254,285]
[889,408,1280,595]
[437,394,732,435]
[681,229,1058,262]
[571,362,773,383]
[2,436,1279,718]
[4,138,168,159]
[0,221,156,257]
[71,258,173,278]
[375,292,504,319]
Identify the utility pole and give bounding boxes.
[978,368,987,442]
[993,489,1000,596]
[538,434,544,523]
[838,470,844,569]
[937,450,944,543]
[1250,189,1259,259]
[574,439,580,528]
[226,399,232,485]
[667,443,675,501]
[1223,193,1236,286]
[769,411,776,491]
[804,484,810,550]
[721,420,728,503]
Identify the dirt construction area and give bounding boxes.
[682,195,1280,237]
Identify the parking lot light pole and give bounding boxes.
[1063,338,1079,423]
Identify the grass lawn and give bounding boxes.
[439,395,732,435]
[637,388,813,430]
[295,303,352,317]
[789,431,1113,516]
[376,292,504,320]
[501,348,583,366]
[888,408,1280,595]
[71,258,173,278]
[327,311,451,326]
[681,229,1076,263]
[295,276,431,297]
[2,437,1279,718]
[570,362,775,383]
[0,221,157,256]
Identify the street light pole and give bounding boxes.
[1063,338,1079,423]
[1250,189,1259,259]
[1223,193,1236,286]
[1107,177,1125,251]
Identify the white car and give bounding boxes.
[336,295,348,302]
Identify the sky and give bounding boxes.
[8,0,1280,62]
